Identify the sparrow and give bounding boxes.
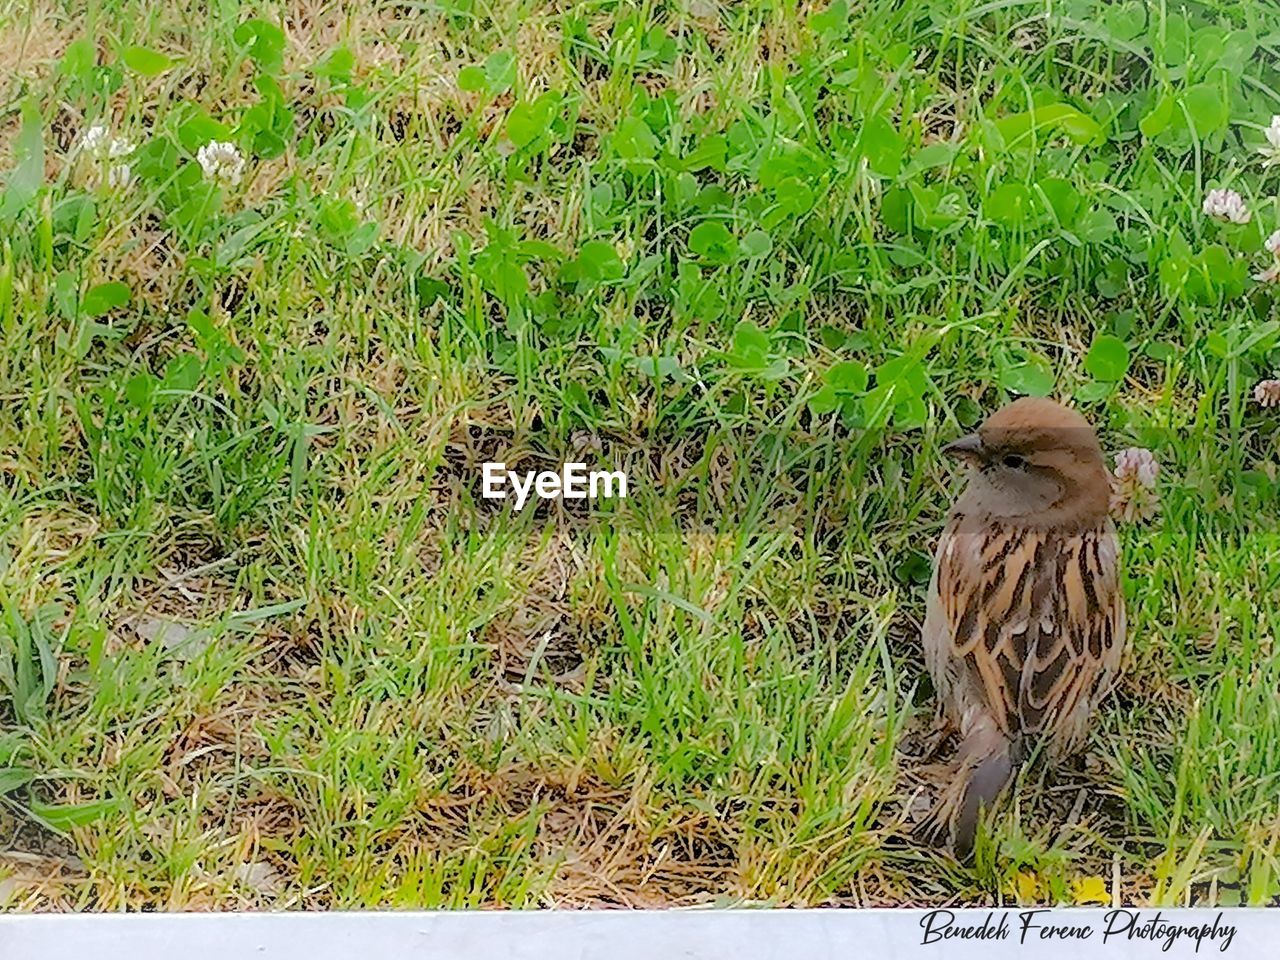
[923,397,1126,856]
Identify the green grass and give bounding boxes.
[1,0,1279,909]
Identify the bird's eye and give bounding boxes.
[1002,454,1027,469]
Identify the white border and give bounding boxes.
[0,907,1269,958]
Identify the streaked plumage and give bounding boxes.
[924,397,1126,855]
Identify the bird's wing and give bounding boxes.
[931,518,1124,744]
[1016,523,1125,742]
[921,552,956,713]
[930,517,1027,736]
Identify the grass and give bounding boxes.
[0,0,1279,909]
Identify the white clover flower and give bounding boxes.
[1260,116,1280,168]
[1255,379,1280,408]
[1110,447,1160,523]
[197,140,245,186]
[1255,231,1280,282]
[78,122,110,155]
[1114,447,1159,488]
[1202,188,1252,225]
[1254,262,1280,284]
[107,137,135,159]
[107,163,135,190]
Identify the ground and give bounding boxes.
[0,0,1279,910]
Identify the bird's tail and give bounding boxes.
[927,715,1014,858]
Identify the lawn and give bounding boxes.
[1,0,1279,910]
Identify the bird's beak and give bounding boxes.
[942,433,984,461]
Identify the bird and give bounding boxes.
[922,397,1126,856]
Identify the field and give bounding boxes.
[1,0,1279,910]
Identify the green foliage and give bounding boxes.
[0,600,61,726]
[232,18,285,74]
[1,100,43,224]
[122,45,176,76]
[1084,334,1131,382]
[80,281,131,317]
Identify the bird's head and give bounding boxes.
[943,397,1111,530]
